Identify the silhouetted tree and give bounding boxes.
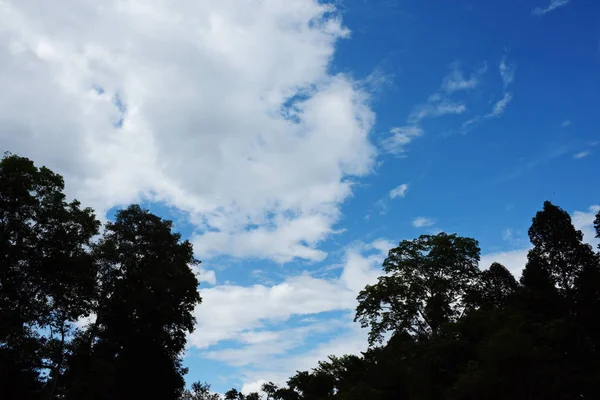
[356,233,481,344]
[0,154,100,400]
[63,205,201,400]
[182,381,221,400]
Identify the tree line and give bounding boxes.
[2,153,600,399]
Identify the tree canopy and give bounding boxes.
[2,153,600,399]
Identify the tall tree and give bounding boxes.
[355,233,481,344]
[63,205,201,400]
[0,154,100,399]
[526,201,596,296]
[466,263,518,310]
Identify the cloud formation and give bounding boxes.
[0,0,377,263]
[461,56,515,132]
[532,0,571,16]
[412,217,435,228]
[382,63,485,154]
[574,151,590,159]
[189,240,393,389]
[389,183,409,199]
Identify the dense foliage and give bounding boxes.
[2,153,600,399]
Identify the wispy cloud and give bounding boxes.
[497,144,572,182]
[574,151,590,159]
[461,92,513,130]
[382,63,486,153]
[442,62,487,93]
[381,126,424,154]
[460,56,515,133]
[409,101,467,123]
[562,119,572,128]
[412,217,435,228]
[488,92,513,117]
[389,184,409,199]
[532,0,571,16]
[499,55,516,88]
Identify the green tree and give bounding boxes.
[355,233,481,344]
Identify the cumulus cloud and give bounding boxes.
[572,205,600,249]
[389,183,409,199]
[189,240,388,350]
[480,248,529,277]
[532,0,571,16]
[412,217,435,228]
[188,240,390,389]
[0,0,376,263]
[191,264,218,286]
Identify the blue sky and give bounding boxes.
[1,0,599,395]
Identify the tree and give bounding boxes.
[466,263,518,310]
[63,205,201,400]
[0,153,100,399]
[595,210,600,245]
[526,201,596,296]
[224,388,262,400]
[287,370,335,400]
[355,233,481,344]
[182,382,221,400]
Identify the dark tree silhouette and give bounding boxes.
[4,153,600,400]
[0,154,100,400]
[355,233,481,343]
[63,205,201,400]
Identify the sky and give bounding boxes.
[1,0,599,394]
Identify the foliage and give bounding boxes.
[3,153,600,399]
[355,233,481,343]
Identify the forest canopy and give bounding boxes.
[2,153,600,399]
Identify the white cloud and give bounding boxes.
[487,92,513,117]
[192,264,217,286]
[408,101,467,123]
[572,205,600,249]
[480,248,529,277]
[574,151,590,159]
[442,62,486,93]
[381,63,487,153]
[0,0,376,263]
[381,125,424,154]
[412,217,435,228]
[188,240,390,389]
[239,321,369,394]
[499,55,516,87]
[189,240,388,350]
[502,228,513,241]
[532,0,571,16]
[389,183,409,199]
[562,119,572,127]
[460,56,515,133]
